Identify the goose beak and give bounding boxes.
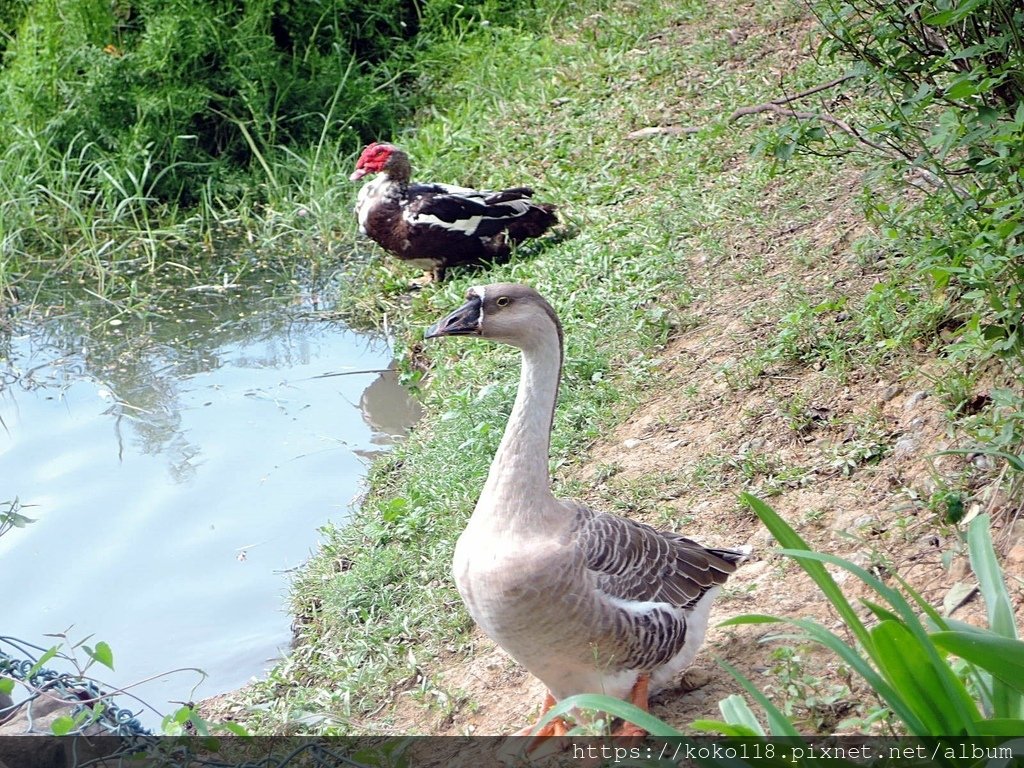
[349,168,368,181]
[425,296,482,339]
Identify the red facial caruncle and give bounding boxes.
[349,142,392,181]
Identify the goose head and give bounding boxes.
[349,142,411,182]
[426,284,563,353]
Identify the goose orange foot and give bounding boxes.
[613,673,650,738]
[516,692,570,743]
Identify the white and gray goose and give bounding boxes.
[426,283,750,736]
[350,143,558,282]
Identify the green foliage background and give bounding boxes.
[0,0,535,207]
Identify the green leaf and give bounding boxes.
[974,718,1024,737]
[84,641,115,671]
[0,678,14,696]
[778,615,928,733]
[221,721,251,737]
[968,515,1018,640]
[966,515,1021,718]
[539,693,684,737]
[871,620,977,735]
[781,549,983,735]
[50,715,76,736]
[27,646,60,680]
[931,632,1024,696]
[739,494,872,653]
[716,694,766,736]
[717,659,801,737]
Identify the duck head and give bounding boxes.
[349,142,410,182]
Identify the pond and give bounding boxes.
[0,275,421,728]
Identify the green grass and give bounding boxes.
[219,0,866,735]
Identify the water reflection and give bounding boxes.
[0,279,419,726]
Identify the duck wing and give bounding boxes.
[569,503,745,611]
[404,185,537,238]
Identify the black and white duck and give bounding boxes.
[350,143,558,282]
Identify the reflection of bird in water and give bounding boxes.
[358,365,423,447]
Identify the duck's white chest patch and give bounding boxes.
[354,176,391,233]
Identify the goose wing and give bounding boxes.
[569,503,744,611]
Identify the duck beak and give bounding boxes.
[349,168,368,181]
[425,296,482,339]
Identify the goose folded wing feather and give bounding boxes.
[570,503,741,610]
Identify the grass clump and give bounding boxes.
[0,0,553,299]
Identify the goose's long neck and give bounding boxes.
[481,326,562,517]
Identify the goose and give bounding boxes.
[350,143,558,282]
[426,283,750,736]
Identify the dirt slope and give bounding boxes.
[374,167,1024,739]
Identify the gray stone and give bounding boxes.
[903,390,928,410]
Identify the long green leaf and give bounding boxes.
[717,694,766,736]
[726,613,925,734]
[780,549,982,736]
[539,693,684,736]
[973,718,1024,736]
[870,620,979,735]
[740,493,873,653]
[966,515,1021,718]
[931,632,1024,696]
[968,515,1017,640]
[716,659,801,737]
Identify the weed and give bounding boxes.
[761,645,856,732]
[828,411,894,476]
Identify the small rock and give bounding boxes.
[972,453,996,471]
[879,384,903,403]
[893,434,920,458]
[904,390,928,410]
[949,556,970,581]
[739,437,766,454]
[622,438,642,449]
[1007,544,1024,565]
[1008,518,1024,544]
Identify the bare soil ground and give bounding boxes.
[370,169,1024,741]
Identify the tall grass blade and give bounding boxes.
[870,620,979,735]
[966,514,1021,719]
[723,613,929,733]
[930,632,1024,696]
[967,515,1018,641]
[716,659,802,737]
[781,549,983,736]
[715,694,766,735]
[739,493,873,653]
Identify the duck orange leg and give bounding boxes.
[613,673,650,738]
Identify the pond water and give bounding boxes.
[0,277,421,728]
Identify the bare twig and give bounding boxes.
[767,75,856,106]
[729,102,899,156]
[626,125,700,139]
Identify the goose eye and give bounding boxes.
[496,296,510,307]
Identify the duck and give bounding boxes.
[350,143,558,282]
[426,283,750,736]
